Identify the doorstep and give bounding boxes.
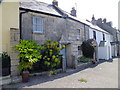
[0,75,11,85]
[0,75,22,86]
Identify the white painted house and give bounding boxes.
[88,23,113,60]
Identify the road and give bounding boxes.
[3,58,118,88]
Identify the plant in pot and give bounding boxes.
[13,40,42,83]
[0,52,11,76]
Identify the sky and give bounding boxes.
[37,0,119,29]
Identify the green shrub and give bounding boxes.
[77,56,91,63]
[13,40,43,71]
[40,40,65,71]
[81,40,95,58]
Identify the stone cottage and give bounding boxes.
[86,20,113,60]
[91,16,120,57]
[20,0,89,69]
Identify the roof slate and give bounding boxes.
[20,0,61,16]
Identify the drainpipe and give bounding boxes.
[84,24,86,41]
[116,29,120,56]
[20,10,28,39]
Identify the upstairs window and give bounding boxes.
[33,16,44,33]
[93,31,96,40]
[103,33,105,41]
[76,29,80,40]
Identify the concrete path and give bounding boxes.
[3,58,118,88]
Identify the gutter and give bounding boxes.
[20,7,62,18]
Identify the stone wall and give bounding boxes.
[21,11,89,69]
[10,28,21,83]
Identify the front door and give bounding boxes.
[60,44,73,68]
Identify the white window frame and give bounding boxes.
[33,16,44,33]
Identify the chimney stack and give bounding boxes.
[92,14,95,21]
[103,18,107,23]
[52,0,58,6]
[70,7,76,17]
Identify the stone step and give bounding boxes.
[0,75,11,86]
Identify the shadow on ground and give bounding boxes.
[3,58,116,88]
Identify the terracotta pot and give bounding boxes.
[92,59,96,64]
[22,71,29,83]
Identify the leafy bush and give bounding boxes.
[13,40,43,71]
[0,52,11,68]
[77,56,91,63]
[40,40,65,71]
[81,40,95,58]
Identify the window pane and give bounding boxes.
[36,25,43,33]
[36,26,41,31]
[33,16,36,24]
[37,17,41,24]
[33,25,36,31]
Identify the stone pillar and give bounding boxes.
[72,55,78,69]
[95,46,99,62]
[62,58,66,72]
[10,28,22,83]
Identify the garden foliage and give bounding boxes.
[13,40,43,71]
[81,40,95,58]
[14,40,65,71]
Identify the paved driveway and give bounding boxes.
[3,58,118,88]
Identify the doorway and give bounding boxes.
[60,44,73,68]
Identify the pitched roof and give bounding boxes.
[20,0,111,35]
[20,0,61,16]
[87,22,110,34]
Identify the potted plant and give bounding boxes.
[0,52,11,76]
[13,40,42,83]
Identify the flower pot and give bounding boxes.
[22,71,29,83]
[91,59,96,64]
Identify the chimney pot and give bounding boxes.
[52,0,58,6]
[70,7,76,17]
[103,18,107,23]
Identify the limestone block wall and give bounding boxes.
[10,28,20,77]
[21,11,89,69]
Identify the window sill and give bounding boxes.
[33,31,45,34]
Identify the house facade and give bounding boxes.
[91,16,119,57]
[0,0,20,85]
[0,0,19,53]
[20,0,89,69]
[87,22,113,60]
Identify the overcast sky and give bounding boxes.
[37,0,119,28]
